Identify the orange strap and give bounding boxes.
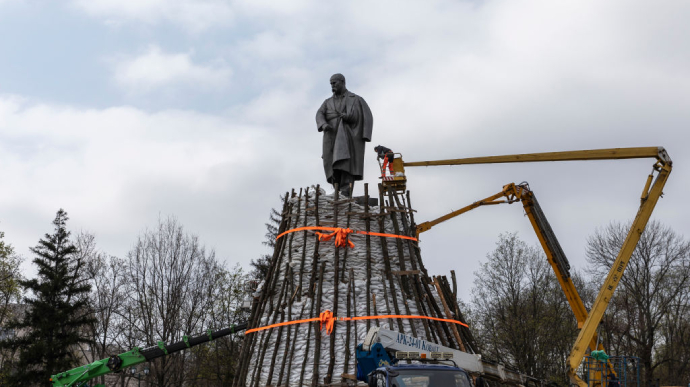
[320,310,336,334]
[315,228,355,249]
[276,226,417,248]
[245,310,468,335]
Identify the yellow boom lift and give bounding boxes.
[414,181,618,382]
[381,147,672,386]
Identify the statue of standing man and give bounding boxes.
[316,74,373,197]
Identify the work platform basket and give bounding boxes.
[580,356,641,387]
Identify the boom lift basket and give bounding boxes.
[379,153,407,192]
[580,356,641,387]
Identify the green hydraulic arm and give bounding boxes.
[50,322,248,387]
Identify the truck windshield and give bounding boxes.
[390,369,472,387]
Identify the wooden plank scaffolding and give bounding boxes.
[233,184,476,387]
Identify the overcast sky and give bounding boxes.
[1,0,688,301]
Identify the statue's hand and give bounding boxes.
[321,124,333,132]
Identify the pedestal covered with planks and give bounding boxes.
[234,184,476,387]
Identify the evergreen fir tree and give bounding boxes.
[249,201,283,282]
[0,209,95,385]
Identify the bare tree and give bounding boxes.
[656,288,690,383]
[186,264,248,385]
[0,230,23,383]
[0,230,22,328]
[470,233,578,384]
[72,232,127,386]
[40,223,251,386]
[586,220,690,387]
[122,216,227,387]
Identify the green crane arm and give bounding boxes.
[50,323,248,387]
[50,348,147,387]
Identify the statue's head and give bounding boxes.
[330,73,346,95]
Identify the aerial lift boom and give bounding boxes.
[402,147,672,386]
[414,181,621,382]
[415,183,598,345]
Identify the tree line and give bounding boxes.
[0,210,253,386]
[1,208,688,386]
[468,222,690,386]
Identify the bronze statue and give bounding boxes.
[316,74,373,197]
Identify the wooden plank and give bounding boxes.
[311,262,326,387]
[341,373,358,381]
[434,277,465,352]
[441,276,477,353]
[387,187,411,298]
[394,191,432,341]
[420,276,451,348]
[391,270,421,276]
[297,187,309,302]
[350,268,360,378]
[326,186,342,384]
[301,187,321,386]
[372,292,378,326]
[308,186,321,298]
[343,268,353,377]
[396,274,417,338]
[380,207,416,213]
[377,184,404,332]
[364,183,372,331]
[278,189,301,384]
[380,269,394,330]
[284,301,306,386]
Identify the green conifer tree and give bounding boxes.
[0,209,95,385]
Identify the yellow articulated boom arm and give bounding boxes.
[407,147,672,385]
[567,153,671,386]
[414,183,518,238]
[416,182,615,375]
[403,147,670,167]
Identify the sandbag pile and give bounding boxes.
[234,185,471,387]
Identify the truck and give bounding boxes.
[366,361,474,387]
[356,327,543,386]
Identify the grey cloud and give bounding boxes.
[2,0,689,302]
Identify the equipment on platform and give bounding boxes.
[581,356,641,386]
[50,323,248,387]
[377,151,407,192]
[401,146,672,387]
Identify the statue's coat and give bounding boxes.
[316,91,373,183]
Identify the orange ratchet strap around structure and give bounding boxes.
[316,228,355,249]
[276,226,417,248]
[244,310,468,335]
